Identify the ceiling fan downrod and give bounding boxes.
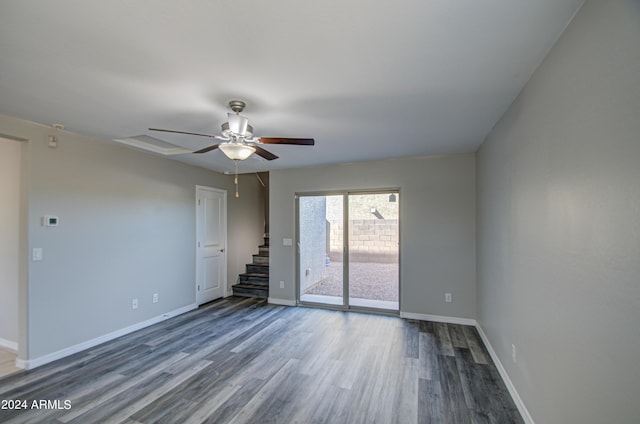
[234,159,240,198]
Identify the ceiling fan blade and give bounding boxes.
[258,137,315,146]
[149,128,218,139]
[193,144,219,154]
[253,145,279,161]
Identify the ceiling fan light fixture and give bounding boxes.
[218,143,256,161]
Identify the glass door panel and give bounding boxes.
[348,193,399,311]
[298,195,344,306]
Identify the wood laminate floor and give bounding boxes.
[0,297,523,423]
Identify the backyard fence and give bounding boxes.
[328,219,399,263]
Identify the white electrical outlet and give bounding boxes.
[132,298,138,309]
[512,344,517,363]
[445,292,452,303]
[153,293,158,304]
[279,281,285,288]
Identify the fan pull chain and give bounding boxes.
[234,160,239,198]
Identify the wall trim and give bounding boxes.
[475,324,535,424]
[400,311,477,326]
[16,303,197,370]
[268,297,296,306]
[0,337,18,352]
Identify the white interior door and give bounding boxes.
[196,186,227,305]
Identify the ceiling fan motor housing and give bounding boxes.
[221,122,254,139]
[228,100,246,113]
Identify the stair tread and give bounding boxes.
[240,272,268,277]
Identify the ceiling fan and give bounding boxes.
[149,100,314,162]
[149,100,314,197]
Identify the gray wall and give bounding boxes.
[476,1,640,423]
[270,154,476,318]
[0,138,21,346]
[0,113,264,361]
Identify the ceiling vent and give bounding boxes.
[112,135,192,156]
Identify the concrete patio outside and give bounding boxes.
[302,260,399,310]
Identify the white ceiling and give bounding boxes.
[0,0,583,174]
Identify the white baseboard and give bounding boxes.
[400,311,477,326]
[268,297,296,307]
[475,324,535,424]
[0,337,18,352]
[16,303,197,370]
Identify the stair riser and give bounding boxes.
[246,264,269,274]
[263,237,269,246]
[239,276,269,286]
[252,255,269,265]
[233,286,268,299]
[258,246,269,255]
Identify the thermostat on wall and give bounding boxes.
[43,215,59,227]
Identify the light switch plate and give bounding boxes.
[32,248,43,261]
[283,238,293,246]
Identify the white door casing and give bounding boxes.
[196,186,227,305]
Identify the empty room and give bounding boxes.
[0,1,638,423]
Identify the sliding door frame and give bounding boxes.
[295,188,401,316]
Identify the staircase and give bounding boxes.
[232,236,269,299]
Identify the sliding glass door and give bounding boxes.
[297,191,399,312]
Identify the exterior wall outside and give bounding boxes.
[327,193,400,263]
[298,196,327,293]
[328,220,399,263]
[327,193,399,220]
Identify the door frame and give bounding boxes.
[195,185,228,305]
[295,188,401,315]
